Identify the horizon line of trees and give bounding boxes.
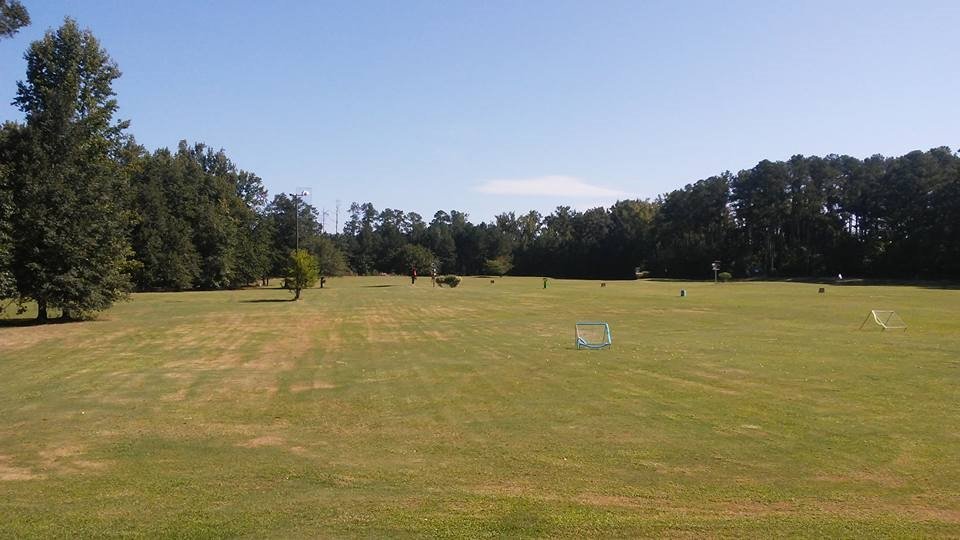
[2,16,960,322]
[327,144,960,282]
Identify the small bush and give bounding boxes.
[437,275,462,288]
[718,271,732,282]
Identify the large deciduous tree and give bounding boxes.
[0,122,21,307]
[9,18,131,321]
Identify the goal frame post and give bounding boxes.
[575,321,612,349]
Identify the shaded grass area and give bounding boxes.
[1,277,959,537]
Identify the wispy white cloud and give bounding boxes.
[474,175,626,198]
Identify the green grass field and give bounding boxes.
[1,277,958,537]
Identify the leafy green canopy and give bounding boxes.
[8,18,131,320]
[285,249,319,300]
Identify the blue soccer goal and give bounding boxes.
[575,322,612,350]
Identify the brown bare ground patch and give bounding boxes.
[813,469,905,488]
[161,388,189,402]
[39,445,83,462]
[0,455,41,481]
[36,445,109,476]
[251,312,314,370]
[238,435,285,448]
[431,305,480,319]
[322,317,344,352]
[290,381,336,393]
[875,504,960,524]
[199,312,249,341]
[423,330,450,341]
[164,352,244,372]
[356,308,414,344]
[203,375,278,401]
[0,324,87,352]
[98,395,145,406]
[368,330,416,343]
[244,354,294,371]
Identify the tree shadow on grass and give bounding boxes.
[363,284,396,288]
[0,317,92,328]
[240,298,294,303]
[647,276,960,290]
[832,279,960,290]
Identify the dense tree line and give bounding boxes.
[331,147,960,281]
[2,17,959,322]
[0,17,350,319]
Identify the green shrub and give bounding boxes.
[484,255,513,277]
[437,275,462,288]
[718,271,732,282]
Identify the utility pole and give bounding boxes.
[335,199,341,235]
[292,188,312,251]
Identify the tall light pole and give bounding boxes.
[292,188,312,252]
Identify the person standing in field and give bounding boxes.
[411,267,417,285]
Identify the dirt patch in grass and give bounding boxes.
[204,374,279,401]
[238,435,285,448]
[423,330,450,341]
[0,324,86,352]
[290,381,336,393]
[36,445,108,476]
[0,455,41,481]
[322,317,344,352]
[160,388,189,402]
[164,352,244,372]
[814,469,905,488]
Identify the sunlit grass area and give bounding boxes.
[1,277,958,537]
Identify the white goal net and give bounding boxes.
[859,310,907,331]
[575,322,612,349]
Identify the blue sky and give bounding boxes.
[2,1,958,227]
